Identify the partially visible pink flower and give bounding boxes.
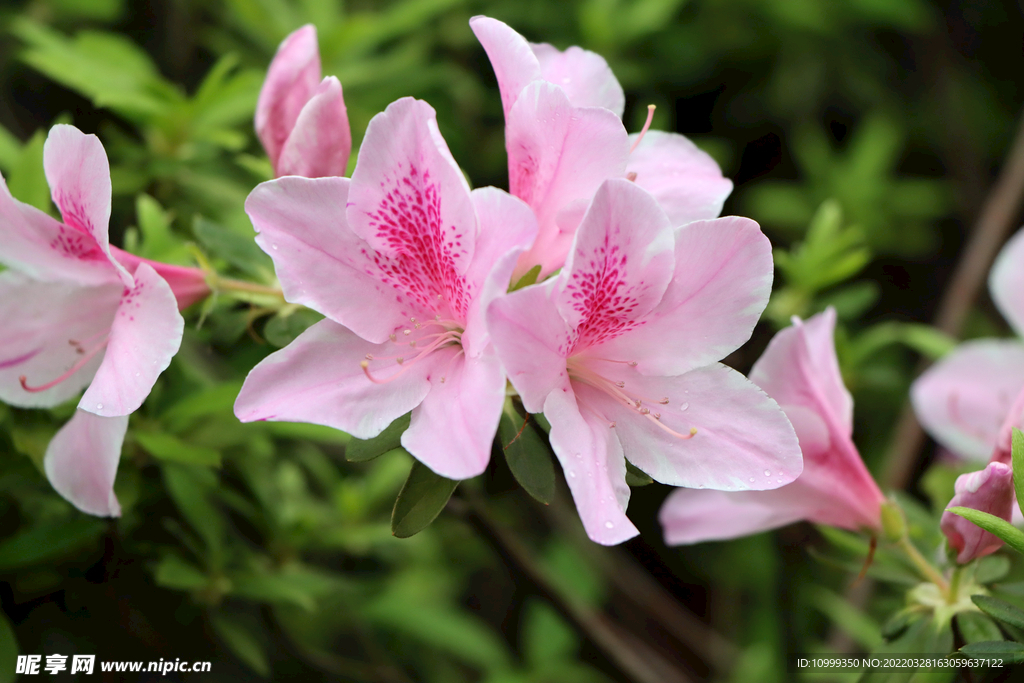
[0,125,189,516]
[941,462,1015,563]
[912,228,1024,464]
[256,25,351,178]
[659,308,885,544]
[235,97,537,480]
[470,16,732,279]
[488,178,801,545]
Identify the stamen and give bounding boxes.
[20,337,108,393]
[629,104,657,154]
[625,172,637,182]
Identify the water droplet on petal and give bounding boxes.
[272,244,278,250]
[96,403,103,410]
[604,521,614,529]
[749,477,755,483]
[134,372,140,377]
[777,479,783,484]
[764,470,771,477]
[679,402,689,411]
[568,471,576,478]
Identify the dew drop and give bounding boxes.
[96,403,103,410]
[777,479,784,484]
[679,402,689,411]
[568,471,577,478]
[698,483,705,489]
[134,372,140,377]
[749,477,755,483]
[604,521,614,529]
[764,470,771,477]
[272,244,278,250]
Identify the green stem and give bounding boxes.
[897,535,948,592]
[947,566,964,604]
[214,276,284,298]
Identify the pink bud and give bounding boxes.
[941,462,1015,563]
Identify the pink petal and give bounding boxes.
[109,246,210,310]
[234,319,437,439]
[469,15,542,118]
[556,178,674,349]
[990,227,1024,337]
[0,271,119,408]
[347,97,478,321]
[531,43,625,116]
[577,362,802,490]
[276,76,352,178]
[544,385,638,545]
[506,82,629,278]
[44,410,127,517]
[626,130,733,227]
[595,216,773,376]
[487,281,575,413]
[256,24,321,171]
[461,187,538,356]
[941,462,1015,563]
[42,125,130,286]
[402,349,505,479]
[911,339,1024,461]
[0,173,119,286]
[750,307,853,436]
[245,176,413,342]
[660,487,807,545]
[81,263,183,417]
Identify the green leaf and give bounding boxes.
[0,518,106,571]
[193,217,272,279]
[956,611,1004,644]
[958,640,1024,663]
[7,131,50,214]
[624,460,654,487]
[135,430,221,467]
[346,413,410,462]
[946,507,1024,555]
[880,609,923,640]
[1013,428,1024,520]
[975,555,1012,584]
[161,381,244,432]
[0,611,18,683]
[521,600,577,666]
[391,461,459,538]
[973,594,1024,630]
[499,409,555,504]
[211,614,270,677]
[162,463,225,560]
[263,308,324,348]
[510,265,542,291]
[153,554,209,591]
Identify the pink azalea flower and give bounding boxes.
[912,228,1024,464]
[0,125,190,516]
[941,462,1015,563]
[470,16,733,279]
[256,25,351,178]
[487,178,801,545]
[659,308,885,544]
[235,97,537,479]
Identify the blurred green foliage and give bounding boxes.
[0,0,1022,681]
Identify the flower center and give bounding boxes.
[19,333,110,393]
[566,356,696,439]
[360,316,464,384]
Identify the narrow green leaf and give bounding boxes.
[391,461,459,538]
[880,609,922,640]
[346,413,410,462]
[136,430,221,467]
[0,518,105,571]
[946,507,1024,555]
[7,131,50,213]
[263,308,324,347]
[153,554,209,591]
[499,410,555,504]
[162,464,225,560]
[1012,427,1024,520]
[510,264,542,291]
[230,573,317,611]
[0,611,18,683]
[211,615,270,677]
[956,612,1004,644]
[973,594,1024,630]
[624,460,654,487]
[958,640,1024,663]
[975,555,1012,584]
[161,382,244,432]
[193,217,271,278]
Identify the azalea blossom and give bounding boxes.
[256,24,351,178]
[235,97,537,479]
[470,15,733,279]
[912,228,1024,464]
[0,125,192,515]
[659,308,885,544]
[487,178,801,545]
[941,462,1015,563]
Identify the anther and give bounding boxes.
[639,407,650,415]
[628,361,638,367]
[626,172,637,182]
[659,397,669,404]
[403,329,411,336]
[396,357,404,365]
[614,381,625,388]
[365,354,374,360]
[609,421,616,428]
[389,334,397,342]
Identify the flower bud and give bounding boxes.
[940,462,1015,564]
